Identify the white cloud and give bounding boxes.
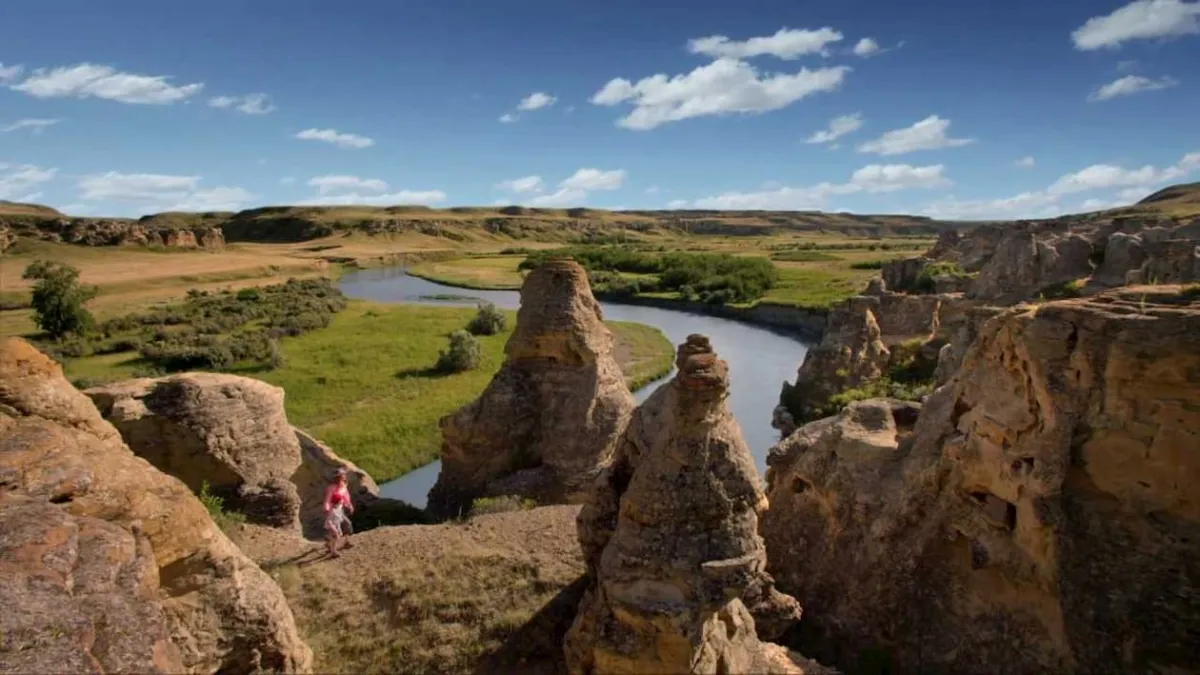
[852,38,881,57]
[308,175,388,194]
[921,150,1200,219]
[517,92,556,111]
[1072,0,1200,50]
[496,175,545,194]
[499,113,518,123]
[1088,74,1179,100]
[681,163,947,209]
[2,118,61,134]
[76,171,252,212]
[645,185,661,194]
[10,63,203,104]
[561,168,626,191]
[529,187,588,207]
[0,163,58,200]
[806,112,863,143]
[688,27,844,59]
[208,92,275,114]
[280,176,297,185]
[592,58,850,130]
[666,199,689,209]
[1015,156,1036,168]
[297,190,446,206]
[857,115,975,155]
[294,128,375,149]
[1117,59,1140,72]
[0,63,23,83]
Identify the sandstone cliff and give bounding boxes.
[0,338,313,673]
[762,287,1200,674]
[567,335,827,675]
[427,258,636,518]
[1,212,226,249]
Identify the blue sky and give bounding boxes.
[1,0,1198,219]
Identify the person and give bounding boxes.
[323,468,355,557]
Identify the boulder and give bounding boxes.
[86,374,304,530]
[428,259,636,518]
[880,257,928,292]
[0,337,313,673]
[761,289,1200,674]
[567,335,823,674]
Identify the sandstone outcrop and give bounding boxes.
[762,288,1200,674]
[0,337,313,673]
[567,335,823,674]
[86,374,304,530]
[1,214,226,249]
[427,258,636,518]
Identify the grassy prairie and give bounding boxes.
[60,301,672,482]
[407,255,526,290]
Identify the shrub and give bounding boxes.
[198,481,246,532]
[466,302,506,336]
[470,495,537,516]
[912,261,972,293]
[435,330,481,373]
[850,259,887,270]
[22,260,97,339]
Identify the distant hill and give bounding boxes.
[1135,182,1200,212]
[0,200,64,219]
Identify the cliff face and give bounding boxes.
[428,259,636,518]
[762,288,1200,674]
[567,336,825,675]
[0,338,312,673]
[1,214,226,249]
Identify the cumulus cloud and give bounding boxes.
[308,175,388,194]
[0,63,23,83]
[1088,74,1179,100]
[852,38,881,57]
[806,112,863,144]
[499,113,518,123]
[516,92,556,111]
[208,92,275,114]
[76,171,252,213]
[1015,156,1036,168]
[1072,0,1200,50]
[9,63,203,104]
[294,128,375,149]
[496,175,545,194]
[687,27,844,59]
[560,168,627,191]
[297,190,446,206]
[0,163,58,200]
[591,58,850,130]
[529,188,589,207]
[679,163,948,209]
[857,115,975,155]
[921,150,1200,219]
[2,118,61,134]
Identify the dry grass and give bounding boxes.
[239,505,586,675]
[407,255,526,290]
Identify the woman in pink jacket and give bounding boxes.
[323,468,355,557]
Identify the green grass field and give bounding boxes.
[61,300,672,483]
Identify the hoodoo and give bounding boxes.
[567,335,829,675]
[428,258,636,518]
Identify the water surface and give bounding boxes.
[339,268,811,507]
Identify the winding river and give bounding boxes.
[338,267,812,508]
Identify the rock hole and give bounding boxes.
[969,490,1017,531]
[1065,326,1079,352]
[49,493,73,504]
[952,399,971,426]
[969,539,989,570]
[1137,480,1151,488]
[791,477,811,494]
[1010,457,1036,475]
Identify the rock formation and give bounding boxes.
[567,335,826,675]
[0,214,226,249]
[427,258,636,518]
[0,337,313,673]
[86,374,304,530]
[762,288,1200,674]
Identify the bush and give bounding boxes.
[435,330,481,373]
[469,495,537,516]
[466,302,506,336]
[22,260,97,339]
[912,261,972,293]
[850,259,886,270]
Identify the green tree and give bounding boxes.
[22,260,97,339]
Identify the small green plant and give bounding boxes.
[912,261,972,293]
[435,330,482,373]
[198,481,246,532]
[466,301,507,336]
[849,259,887,270]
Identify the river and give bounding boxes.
[338,267,812,508]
